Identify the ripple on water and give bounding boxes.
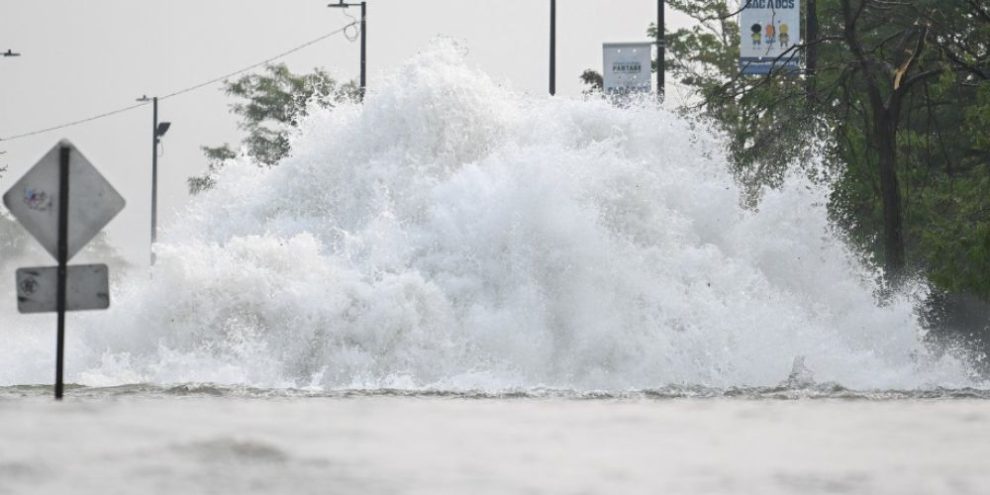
[3,383,990,401]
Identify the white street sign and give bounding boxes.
[603,42,654,95]
[2,140,125,261]
[16,264,110,313]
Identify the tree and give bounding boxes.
[834,0,945,278]
[816,1,988,284]
[579,69,603,94]
[644,1,988,293]
[189,63,358,194]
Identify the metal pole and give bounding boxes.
[55,145,70,401]
[549,0,556,96]
[806,0,818,103]
[657,0,665,100]
[151,97,159,265]
[360,2,367,98]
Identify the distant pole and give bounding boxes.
[1,50,19,158]
[806,0,818,103]
[360,1,367,97]
[151,97,159,256]
[55,145,70,401]
[657,0,665,100]
[550,0,556,96]
[136,95,171,265]
[329,1,368,99]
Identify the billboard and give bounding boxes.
[739,0,801,75]
[603,42,654,94]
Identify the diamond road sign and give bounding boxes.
[16,264,110,313]
[2,140,125,261]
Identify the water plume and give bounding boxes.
[0,41,978,391]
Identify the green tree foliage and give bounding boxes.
[633,1,989,301]
[579,69,603,94]
[189,63,358,194]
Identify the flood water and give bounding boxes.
[2,390,989,495]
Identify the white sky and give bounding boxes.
[1,1,691,265]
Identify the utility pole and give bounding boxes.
[136,96,171,265]
[657,0,665,100]
[550,0,556,96]
[328,1,367,99]
[360,1,366,93]
[806,0,819,103]
[2,50,21,162]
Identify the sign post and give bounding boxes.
[3,140,125,400]
[739,0,802,76]
[657,0,665,101]
[55,146,70,399]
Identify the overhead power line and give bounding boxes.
[0,22,358,143]
[0,102,151,143]
[159,23,357,102]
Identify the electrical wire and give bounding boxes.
[0,102,151,142]
[341,9,361,42]
[159,22,357,102]
[0,21,358,143]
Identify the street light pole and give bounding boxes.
[360,1,366,93]
[1,50,21,163]
[550,0,556,96]
[657,0,665,101]
[136,95,171,265]
[151,97,159,255]
[328,1,367,99]
[806,0,819,103]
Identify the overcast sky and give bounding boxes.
[1,1,691,265]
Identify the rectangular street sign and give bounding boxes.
[603,42,654,95]
[16,264,110,313]
[2,140,125,262]
[739,0,802,75]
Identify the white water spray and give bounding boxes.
[0,42,978,391]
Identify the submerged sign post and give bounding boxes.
[739,0,802,75]
[3,140,125,400]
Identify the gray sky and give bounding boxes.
[1,1,691,265]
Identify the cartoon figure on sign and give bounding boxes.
[751,24,762,48]
[765,23,776,47]
[23,188,52,212]
[779,23,790,48]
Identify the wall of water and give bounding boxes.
[0,42,978,391]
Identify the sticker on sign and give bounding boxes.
[2,140,125,261]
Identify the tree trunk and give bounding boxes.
[875,110,906,278]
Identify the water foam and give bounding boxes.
[0,42,980,391]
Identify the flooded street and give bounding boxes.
[2,396,988,494]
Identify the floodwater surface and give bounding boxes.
[1,392,988,495]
